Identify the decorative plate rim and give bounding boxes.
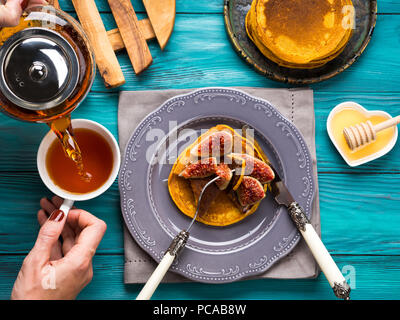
[223,0,378,84]
[119,87,315,283]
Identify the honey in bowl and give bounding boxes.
[328,107,396,163]
[46,128,114,194]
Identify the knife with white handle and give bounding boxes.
[136,174,224,300]
[270,178,351,300]
[240,124,351,300]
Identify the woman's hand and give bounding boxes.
[0,0,47,27]
[11,196,107,300]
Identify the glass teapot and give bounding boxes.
[0,5,95,176]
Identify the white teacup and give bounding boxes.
[37,119,121,215]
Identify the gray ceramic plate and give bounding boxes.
[119,88,315,283]
[224,0,377,84]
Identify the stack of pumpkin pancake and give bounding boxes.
[246,0,354,69]
[168,125,275,227]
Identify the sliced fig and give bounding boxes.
[215,163,233,190]
[179,157,217,179]
[191,130,233,159]
[230,153,275,184]
[227,189,251,214]
[236,176,265,207]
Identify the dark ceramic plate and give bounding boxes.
[224,0,377,84]
[119,88,315,283]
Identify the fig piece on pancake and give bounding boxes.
[227,189,251,214]
[179,157,217,179]
[230,153,275,184]
[236,176,266,207]
[168,124,270,227]
[190,130,233,159]
[215,163,233,190]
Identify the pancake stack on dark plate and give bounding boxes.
[224,0,377,84]
[246,0,354,69]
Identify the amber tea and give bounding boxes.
[0,9,96,183]
[46,128,114,194]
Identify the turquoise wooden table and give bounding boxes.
[1,0,400,300]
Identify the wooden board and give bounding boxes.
[55,0,400,14]
[0,0,400,300]
[107,19,155,52]
[1,172,400,256]
[0,255,399,300]
[75,13,400,93]
[108,0,152,74]
[143,0,175,50]
[71,0,125,88]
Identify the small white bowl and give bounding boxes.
[327,102,398,167]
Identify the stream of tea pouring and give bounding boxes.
[37,119,121,222]
[49,117,92,182]
[0,7,97,181]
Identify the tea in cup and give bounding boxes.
[37,119,120,214]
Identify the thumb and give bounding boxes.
[0,0,23,27]
[31,209,66,262]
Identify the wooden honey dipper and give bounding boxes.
[343,116,400,150]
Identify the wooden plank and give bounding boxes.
[143,0,175,50]
[71,0,125,88]
[0,0,399,301]
[1,172,400,256]
[107,19,156,52]
[0,93,119,173]
[315,92,400,172]
[73,13,400,93]
[0,254,399,299]
[0,175,123,255]
[56,0,400,14]
[108,0,153,74]
[2,92,400,173]
[45,12,400,93]
[57,0,224,14]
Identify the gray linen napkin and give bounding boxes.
[118,87,320,283]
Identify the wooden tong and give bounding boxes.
[56,0,175,88]
[71,0,125,88]
[108,0,152,75]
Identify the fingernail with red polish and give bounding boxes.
[20,0,28,10]
[49,210,65,222]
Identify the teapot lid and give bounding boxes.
[0,27,79,110]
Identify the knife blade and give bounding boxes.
[242,125,351,300]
